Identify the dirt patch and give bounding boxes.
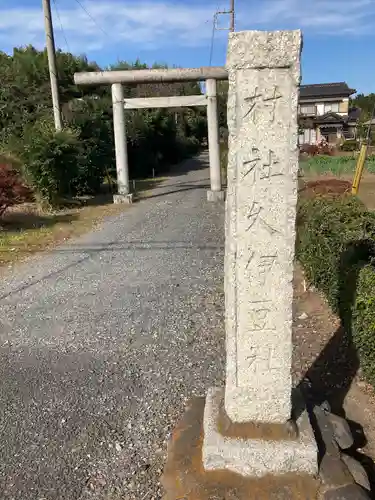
[300,173,375,210]
[300,178,352,197]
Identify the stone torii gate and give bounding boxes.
[73,67,228,203]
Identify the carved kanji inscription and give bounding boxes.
[260,150,282,179]
[243,85,282,123]
[245,250,255,270]
[245,202,280,235]
[259,254,277,284]
[250,307,270,331]
[246,201,262,231]
[241,149,283,182]
[242,148,261,180]
[244,346,285,376]
[245,251,277,285]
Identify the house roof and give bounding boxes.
[300,82,356,99]
[312,108,361,126]
[314,112,345,124]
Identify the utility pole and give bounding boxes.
[213,0,235,35]
[230,0,235,32]
[42,0,63,131]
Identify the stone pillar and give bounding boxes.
[203,30,317,478]
[206,78,225,202]
[111,83,133,204]
[224,30,301,424]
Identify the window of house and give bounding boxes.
[300,104,316,115]
[324,102,340,113]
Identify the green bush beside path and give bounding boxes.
[297,194,375,387]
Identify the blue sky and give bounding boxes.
[0,0,374,94]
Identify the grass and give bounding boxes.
[300,154,375,176]
[0,175,173,268]
[0,198,128,268]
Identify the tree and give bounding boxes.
[351,93,375,121]
[0,46,101,141]
[0,47,208,202]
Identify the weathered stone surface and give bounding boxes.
[319,455,353,487]
[322,484,370,500]
[313,405,371,494]
[202,388,318,478]
[313,406,341,456]
[341,455,371,492]
[313,406,352,487]
[113,193,133,204]
[224,29,302,424]
[326,413,354,451]
[206,189,226,202]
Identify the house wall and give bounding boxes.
[299,97,349,117]
[299,95,355,145]
[316,103,325,115]
[299,128,317,145]
[339,98,349,114]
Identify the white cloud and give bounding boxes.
[247,0,375,34]
[0,0,374,57]
[0,0,216,54]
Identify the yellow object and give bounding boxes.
[352,143,368,195]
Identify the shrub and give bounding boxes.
[300,144,319,156]
[297,194,375,386]
[341,139,358,152]
[353,265,375,384]
[67,98,114,194]
[6,119,82,207]
[0,160,30,218]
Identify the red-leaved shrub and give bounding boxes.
[0,163,30,218]
[300,144,319,156]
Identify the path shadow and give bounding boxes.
[79,192,114,207]
[1,211,78,231]
[165,154,210,177]
[138,183,210,200]
[297,239,375,415]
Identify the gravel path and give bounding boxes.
[0,152,225,500]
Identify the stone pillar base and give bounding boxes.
[113,193,133,204]
[162,394,320,500]
[207,190,225,202]
[202,387,318,478]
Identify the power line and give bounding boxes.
[52,0,70,53]
[73,0,111,39]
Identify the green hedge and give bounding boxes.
[340,139,358,152]
[296,194,375,385]
[4,120,82,207]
